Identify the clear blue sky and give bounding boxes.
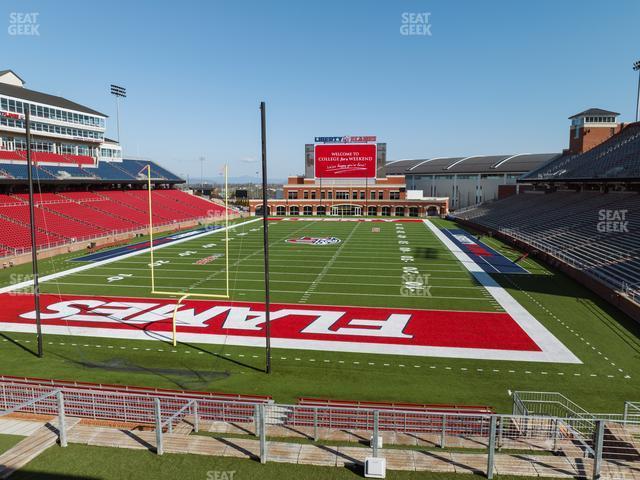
[2,0,639,180]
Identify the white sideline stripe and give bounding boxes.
[0,324,578,362]
[423,220,581,364]
[0,218,262,295]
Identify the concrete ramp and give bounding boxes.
[0,418,79,479]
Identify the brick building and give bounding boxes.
[249,138,448,217]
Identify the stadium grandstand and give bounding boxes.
[386,153,558,209]
[0,69,228,262]
[453,111,640,320]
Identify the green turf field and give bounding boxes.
[0,217,637,413]
[28,217,497,311]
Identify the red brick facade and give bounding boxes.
[569,124,622,154]
[249,175,448,217]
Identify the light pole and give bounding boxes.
[110,84,126,143]
[199,156,205,191]
[633,60,640,122]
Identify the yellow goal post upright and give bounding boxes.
[146,163,230,346]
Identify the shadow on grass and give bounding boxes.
[413,247,443,259]
[49,351,230,391]
[0,333,39,357]
[11,473,99,480]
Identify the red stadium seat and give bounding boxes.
[0,190,231,256]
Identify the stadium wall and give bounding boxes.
[455,217,640,323]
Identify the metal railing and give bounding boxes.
[154,398,199,455]
[624,401,640,422]
[0,388,68,447]
[513,391,593,418]
[0,382,639,478]
[0,381,260,426]
[514,391,640,424]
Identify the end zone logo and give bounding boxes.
[285,237,341,246]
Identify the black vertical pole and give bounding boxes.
[25,106,43,357]
[365,176,368,216]
[260,102,271,374]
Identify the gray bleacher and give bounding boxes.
[523,123,640,181]
[454,191,640,300]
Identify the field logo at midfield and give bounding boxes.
[285,236,341,246]
[194,254,224,265]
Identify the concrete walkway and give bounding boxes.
[0,417,639,479]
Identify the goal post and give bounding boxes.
[145,164,231,345]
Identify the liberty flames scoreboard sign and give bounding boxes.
[310,136,382,179]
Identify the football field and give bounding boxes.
[31,217,497,310]
[0,217,637,411]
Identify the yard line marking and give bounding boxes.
[0,217,263,294]
[42,282,494,302]
[423,219,580,364]
[299,222,361,304]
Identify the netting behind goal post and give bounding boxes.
[145,164,230,345]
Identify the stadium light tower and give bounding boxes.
[110,84,126,143]
[634,60,640,122]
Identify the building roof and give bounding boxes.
[0,81,106,117]
[385,153,559,176]
[568,108,620,119]
[0,69,25,84]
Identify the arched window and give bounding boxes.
[316,206,326,216]
[289,206,299,215]
[276,205,286,216]
[427,206,439,216]
[381,206,391,216]
[395,207,405,217]
[303,205,313,215]
[367,206,377,216]
[255,205,270,216]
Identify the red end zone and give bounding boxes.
[0,294,542,358]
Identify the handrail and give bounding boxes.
[0,388,60,417]
[161,399,198,433]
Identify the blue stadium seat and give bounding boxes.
[0,164,56,180]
